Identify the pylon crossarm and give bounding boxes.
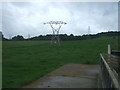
[44,21,67,25]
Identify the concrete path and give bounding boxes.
[24,64,100,88]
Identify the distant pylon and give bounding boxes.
[9,34,12,40]
[88,26,90,35]
[28,34,30,39]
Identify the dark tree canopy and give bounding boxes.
[12,35,24,41]
[2,31,120,41]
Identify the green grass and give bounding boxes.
[2,36,119,88]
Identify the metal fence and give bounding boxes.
[100,53,119,89]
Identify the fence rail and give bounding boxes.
[100,53,119,89]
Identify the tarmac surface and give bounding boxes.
[24,64,100,88]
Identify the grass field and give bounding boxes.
[2,36,119,88]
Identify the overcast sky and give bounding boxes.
[1,2,118,38]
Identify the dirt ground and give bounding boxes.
[23,64,100,88]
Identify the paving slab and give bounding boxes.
[24,64,100,88]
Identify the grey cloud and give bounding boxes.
[2,2,118,38]
[10,2,32,7]
[0,3,2,31]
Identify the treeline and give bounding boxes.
[2,31,120,41]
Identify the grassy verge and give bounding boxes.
[2,36,118,88]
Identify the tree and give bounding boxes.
[12,35,24,41]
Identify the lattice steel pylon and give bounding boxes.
[43,21,67,45]
[88,26,90,35]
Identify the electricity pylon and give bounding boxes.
[43,21,67,45]
[88,26,90,35]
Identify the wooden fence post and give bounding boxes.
[108,44,111,54]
